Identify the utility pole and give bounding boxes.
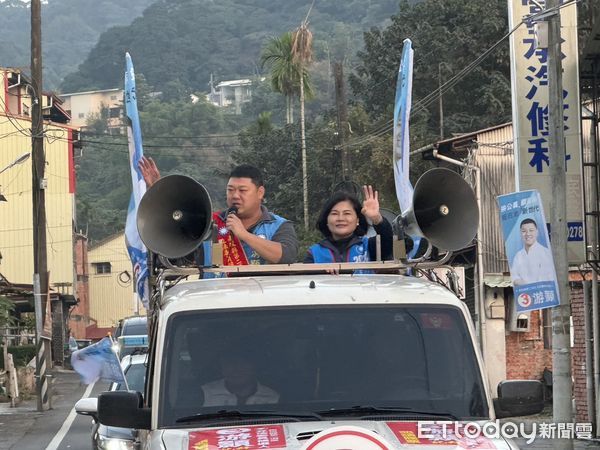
[438,62,444,140]
[546,0,573,446]
[31,0,50,412]
[334,61,351,180]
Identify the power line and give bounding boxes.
[344,17,529,150]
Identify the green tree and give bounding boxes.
[259,32,313,125]
[0,296,15,329]
[350,0,511,142]
[292,23,314,230]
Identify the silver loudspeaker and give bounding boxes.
[401,168,478,251]
[137,175,213,258]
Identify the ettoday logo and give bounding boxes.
[417,421,593,444]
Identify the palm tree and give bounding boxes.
[260,32,312,125]
[292,22,313,230]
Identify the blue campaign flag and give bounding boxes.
[497,190,559,313]
[124,53,149,309]
[71,337,126,385]
[393,39,420,257]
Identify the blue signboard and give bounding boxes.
[497,190,559,313]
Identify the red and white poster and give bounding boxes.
[386,422,496,448]
[189,425,286,450]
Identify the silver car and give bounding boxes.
[75,353,147,450]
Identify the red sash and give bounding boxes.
[212,212,249,265]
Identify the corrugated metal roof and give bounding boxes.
[483,274,512,288]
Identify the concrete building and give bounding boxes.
[206,77,253,114]
[60,87,124,133]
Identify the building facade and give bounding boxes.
[1,68,79,296]
[429,122,593,423]
[88,233,146,331]
[1,67,89,364]
[206,78,253,114]
[60,88,124,133]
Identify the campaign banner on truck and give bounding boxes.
[497,190,559,313]
[393,38,420,257]
[124,52,149,309]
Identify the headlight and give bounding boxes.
[97,434,137,450]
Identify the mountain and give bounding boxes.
[0,0,156,89]
[60,0,402,94]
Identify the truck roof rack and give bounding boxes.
[159,258,449,278]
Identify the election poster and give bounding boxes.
[188,425,286,450]
[497,190,559,313]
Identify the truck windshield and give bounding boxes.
[159,306,488,427]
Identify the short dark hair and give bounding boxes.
[315,191,369,238]
[520,218,537,229]
[229,164,264,187]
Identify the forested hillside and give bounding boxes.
[73,0,514,248]
[0,0,155,89]
[60,0,401,93]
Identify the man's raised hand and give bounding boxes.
[139,156,161,187]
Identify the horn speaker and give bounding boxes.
[137,175,213,258]
[401,168,478,251]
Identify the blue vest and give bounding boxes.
[202,211,287,267]
[309,236,371,263]
[242,213,287,265]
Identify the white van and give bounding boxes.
[97,271,543,449]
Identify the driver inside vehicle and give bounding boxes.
[201,347,279,406]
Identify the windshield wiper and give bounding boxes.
[316,405,459,420]
[176,409,324,424]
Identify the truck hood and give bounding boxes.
[157,420,514,449]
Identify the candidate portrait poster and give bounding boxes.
[497,190,559,313]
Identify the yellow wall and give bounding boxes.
[0,88,76,293]
[88,233,146,328]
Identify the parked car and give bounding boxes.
[113,315,148,339]
[113,316,148,358]
[76,339,92,350]
[75,353,147,450]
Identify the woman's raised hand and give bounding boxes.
[361,185,383,225]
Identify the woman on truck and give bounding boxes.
[304,186,393,264]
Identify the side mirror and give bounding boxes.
[75,397,98,421]
[98,391,151,429]
[494,380,544,419]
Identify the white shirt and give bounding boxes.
[510,241,555,285]
[201,379,279,406]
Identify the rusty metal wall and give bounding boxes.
[474,124,515,275]
[0,118,76,292]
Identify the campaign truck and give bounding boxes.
[96,172,544,449]
[97,268,544,449]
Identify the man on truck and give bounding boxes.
[139,157,298,264]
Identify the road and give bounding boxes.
[0,370,108,450]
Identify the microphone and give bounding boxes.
[224,206,239,238]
